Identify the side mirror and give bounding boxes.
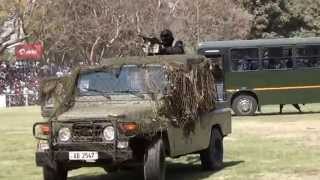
[33,122,50,140]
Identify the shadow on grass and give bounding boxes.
[69,159,244,180]
[167,160,244,180]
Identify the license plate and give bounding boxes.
[69,151,98,161]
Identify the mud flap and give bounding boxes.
[36,152,57,170]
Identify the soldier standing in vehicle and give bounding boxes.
[158,29,185,55]
[140,29,185,56]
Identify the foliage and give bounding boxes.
[0,0,29,56]
[3,0,320,61]
[242,0,320,38]
[288,0,320,37]
[24,0,251,65]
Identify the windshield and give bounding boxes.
[78,65,167,95]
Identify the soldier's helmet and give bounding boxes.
[160,29,174,47]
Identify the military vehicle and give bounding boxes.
[33,55,231,180]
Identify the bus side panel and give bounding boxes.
[225,69,320,105]
[256,89,320,105]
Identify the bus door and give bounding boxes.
[204,52,226,102]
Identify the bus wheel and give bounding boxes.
[232,95,257,116]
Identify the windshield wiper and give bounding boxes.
[82,88,111,100]
[113,90,145,99]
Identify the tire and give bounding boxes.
[232,94,257,116]
[43,163,67,180]
[200,128,223,170]
[103,166,118,173]
[144,138,166,180]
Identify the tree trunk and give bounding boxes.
[89,36,101,65]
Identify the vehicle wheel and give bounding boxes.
[103,166,118,173]
[43,164,67,180]
[232,94,257,116]
[200,128,223,170]
[144,138,166,180]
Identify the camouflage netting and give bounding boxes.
[159,60,216,135]
[40,67,80,119]
[40,55,216,135]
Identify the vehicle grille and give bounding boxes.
[72,123,105,142]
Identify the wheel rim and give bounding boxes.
[237,98,253,114]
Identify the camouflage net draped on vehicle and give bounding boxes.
[159,61,216,135]
[39,56,216,135]
[39,68,80,119]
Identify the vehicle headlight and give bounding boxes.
[58,127,71,142]
[103,126,115,141]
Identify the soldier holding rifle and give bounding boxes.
[140,29,184,56]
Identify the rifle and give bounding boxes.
[139,34,162,45]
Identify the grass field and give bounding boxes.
[1,105,320,180]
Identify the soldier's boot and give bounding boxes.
[279,104,284,114]
[293,104,302,113]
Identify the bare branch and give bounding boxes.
[106,18,121,47]
[0,35,28,54]
[89,36,101,65]
[0,30,15,44]
[169,0,181,16]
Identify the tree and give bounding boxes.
[288,0,320,37]
[242,0,320,38]
[25,0,251,65]
[27,0,145,65]
[172,0,251,46]
[0,0,29,56]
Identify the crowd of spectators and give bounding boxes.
[0,60,71,106]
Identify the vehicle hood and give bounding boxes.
[57,96,160,121]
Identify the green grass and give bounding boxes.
[1,105,320,180]
[0,107,42,180]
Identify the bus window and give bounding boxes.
[262,47,293,70]
[296,46,320,68]
[231,48,259,72]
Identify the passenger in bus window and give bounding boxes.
[263,51,273,69]
[304,59,312,67]
[232,61,239,71]
[295,59,305,68]
[247,59,258,70]
[213,64,224,101]
[268,59,277,69]
[286,59,293,69]
[238,55,252,71]
[314,59,320,67]
[213,64,223,82]
[238,58,248,71]
[309,59,318,67]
